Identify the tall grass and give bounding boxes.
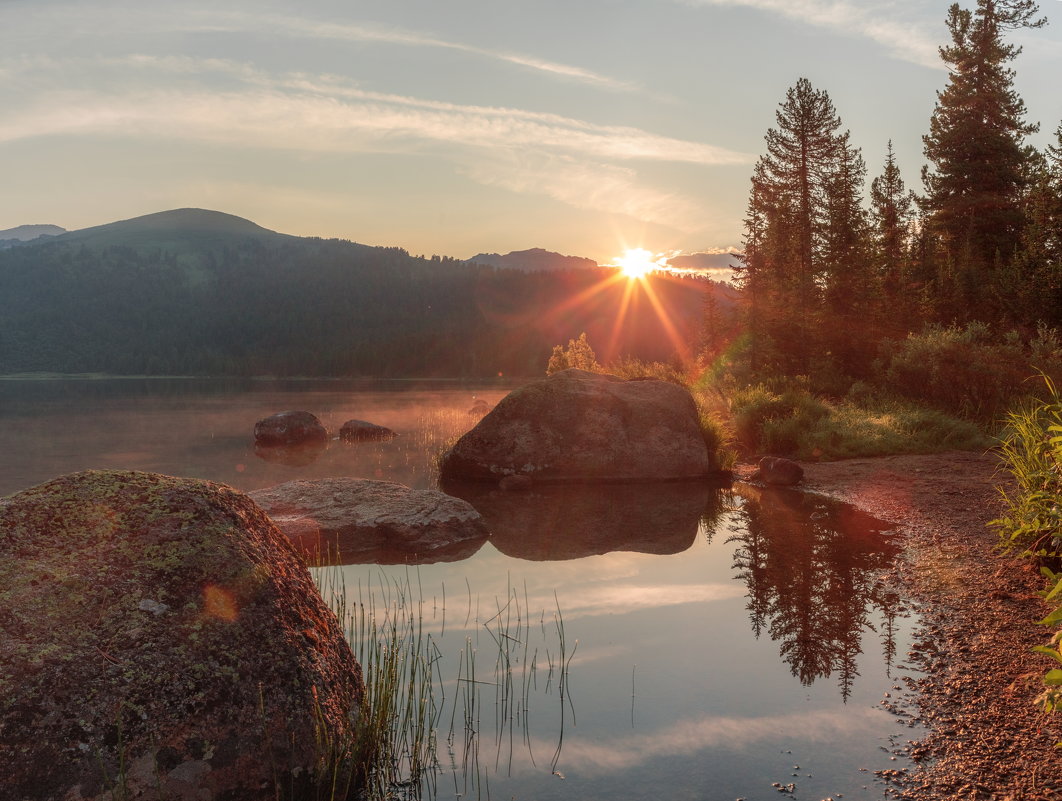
[991,377,1062,720]
[312,565,575,800]
[992,377,1062,556]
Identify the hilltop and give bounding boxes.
[466,248,598,272]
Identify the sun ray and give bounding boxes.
[638,275,691,361]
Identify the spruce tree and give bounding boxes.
[921,0,1046,318]
[870,142,916,305]
[740,78,849,375]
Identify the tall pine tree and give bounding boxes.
[870,141,916,316]
[738,78,872,379]
[921,0,1046,319]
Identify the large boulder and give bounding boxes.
[0,470,364,801]
[250,478,489,565]
[254,410,328,446]
[439,369,719,483]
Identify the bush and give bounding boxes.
[880,323,1062,422]
[546,332,600,374]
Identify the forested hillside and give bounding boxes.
[0,210,725,377]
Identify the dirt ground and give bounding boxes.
[738,451,1062,800]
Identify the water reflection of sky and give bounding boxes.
[1,379,921,800]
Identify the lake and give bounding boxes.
[0,377,923,800]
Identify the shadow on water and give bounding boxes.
[440,479,730,560]
[301,529,490,566]
[730,483,904,700]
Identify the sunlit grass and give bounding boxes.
[729,383,989,460]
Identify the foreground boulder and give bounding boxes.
[250,478,489,564]
[749,456,804,486]
[254,410,328,446]
[339,419,397,442]
[0,470,364,801]
[440,368,719,482]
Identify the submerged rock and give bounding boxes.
[0,470,364,801]
[253,410,328,446]
[250,477,489,565]
[339,418,397,442]
[749,456,804,486]
[253,438,328,466]
[440,368,720,483]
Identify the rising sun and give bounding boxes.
[614,248,662,279]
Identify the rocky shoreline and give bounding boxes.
[753,451,1062,800]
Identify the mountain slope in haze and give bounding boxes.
[467,248,598,272]
[0,224,66,249]
[0,209,737,377]
[0,224,66,241]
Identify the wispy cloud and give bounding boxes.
[681,0,941,69]
[462,153,713,233]
[230,13,643,93]
[525,707,891,775]
[0,55,746,230]
[0,56,751,168]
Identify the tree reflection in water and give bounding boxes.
[729,485,905,699]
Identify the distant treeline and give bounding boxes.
[0,236,724,377]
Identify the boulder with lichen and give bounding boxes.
[0,469,364,801]
[439,368,720,483]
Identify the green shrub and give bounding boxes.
[880,323,1062,422]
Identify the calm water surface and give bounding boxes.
[1,378,923,800]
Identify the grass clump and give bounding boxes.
[730,382,988,460]
[991,378,1062,556]
[991,377,1062,720]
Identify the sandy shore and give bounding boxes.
[741,452,1062,800]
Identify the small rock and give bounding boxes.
[137,598,169,616]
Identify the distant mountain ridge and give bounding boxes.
[0,224,66,248]
[50,208,293,250]
[467,247,599,272]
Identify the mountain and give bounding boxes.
[0,224,66,241]
[50,208,294,252]
[466,247,598,272]
[0,209,737,377]
[0,224,66,249]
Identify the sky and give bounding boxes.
[2,0,1061,266]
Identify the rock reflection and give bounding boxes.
[298,531,489,566]
[253,439,328,466]
[442,479,728,561]
[730,485,904,699]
